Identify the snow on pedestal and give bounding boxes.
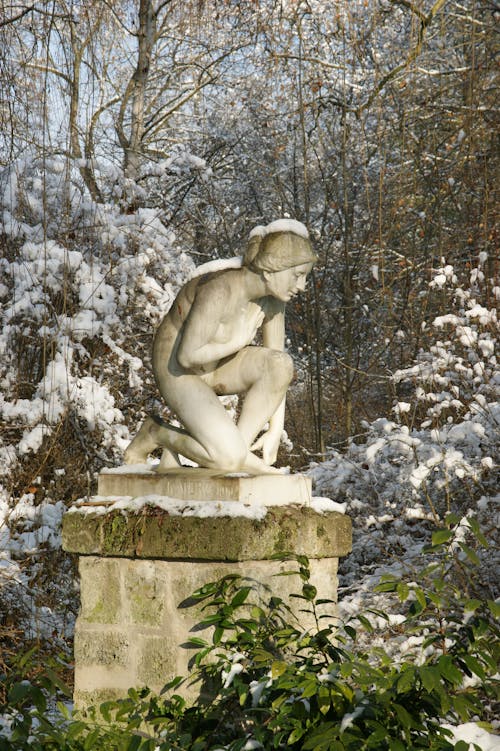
[62,469,351,709]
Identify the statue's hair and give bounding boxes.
[244,230,317,272]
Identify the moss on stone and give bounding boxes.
[124,562,166,625]
[79,558,122,624]
[63,506,352,561]
[74,630,130,667]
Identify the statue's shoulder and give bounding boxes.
[196,266,246,298]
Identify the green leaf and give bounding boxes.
[453,742,470,751]
[458,542,480,566]
[66,720,88,739]
[375,577,398,593]
[300,678,319,698]
[253,647,275,663]
[44,667,72,698]
[99,702,112,723]
[460,654,486,681]
[463,598,482,612]
[487,600,500,618]
[199,613,224,626]
[432,528,453,546]
[230,586,252,607]
[396,668,414,694]
[186,637,209,648]
[414,587,427,612]
[397,582,409,601]
[8,681,34,704]
[302,583,317,601]
[271,660,288,679]
[213,626,224,644]
[438,655,463,685]
[126,735,143,751]
[453,694,477,722]
[250,605,265,619]
[388,739,406,751]
[340,662,354,678]
[318,685,331,715]
[419,665,440,693]
[393,702,414,728]
[467,517,489,547]
[56,701,72,721]
[288,726,306,744]
[83,728,101,750]
[356,614,374,632]
[302,722,337,750]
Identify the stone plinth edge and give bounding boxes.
[62,505,352,561]
[97,468,312,506]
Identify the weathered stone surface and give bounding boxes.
[97,468,312,506]
[74,629,130,668]
[63,506,352,561]
[66,504,352,710]
[72,552,342,706]
[123,560,167,625]
[136,635,185,688]
[78,558,122,623]
[73,687,129,713]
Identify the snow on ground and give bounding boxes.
[443,724,500,751]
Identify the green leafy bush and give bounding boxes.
[1,516,498,750]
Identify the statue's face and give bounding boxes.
[264,262,313,302]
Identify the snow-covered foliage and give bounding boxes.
[0,154,195,646]
[310,253,498,517]
[309,255,498,635]
[0,155,194,484]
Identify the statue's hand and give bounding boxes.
[251,428,281,466]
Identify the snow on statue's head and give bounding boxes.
[244,219,317,273]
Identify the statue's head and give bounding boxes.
[244,219,317,273]
[244,220,317,302]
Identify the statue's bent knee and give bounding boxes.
[267,350,294,385]
[208,439,247,472]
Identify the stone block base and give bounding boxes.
[72,554,340,708]
[63,500,351,709]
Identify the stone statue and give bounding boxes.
[124,219,317,474]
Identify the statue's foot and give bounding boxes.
[260,464,287,475]
[124,416,159,464]
[155,448,182,472]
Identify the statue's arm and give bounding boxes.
[262,300,286,351]
[176,282,249,369]
[252,302,288,464]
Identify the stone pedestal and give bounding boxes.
[97,466,313,506]
[62,470,351,709]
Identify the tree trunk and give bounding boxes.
[122,0,156,192]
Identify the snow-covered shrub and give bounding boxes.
[0,155,194,498]
[308,253,498,608]
[310,252,498,519]
[0,155,195,652]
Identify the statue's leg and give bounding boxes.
[203,346,293,447]
[123,416,180,467]
[124,416,161,464]
[158,448,182,470]
[153,371,281,473]
[237,350,293,446]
